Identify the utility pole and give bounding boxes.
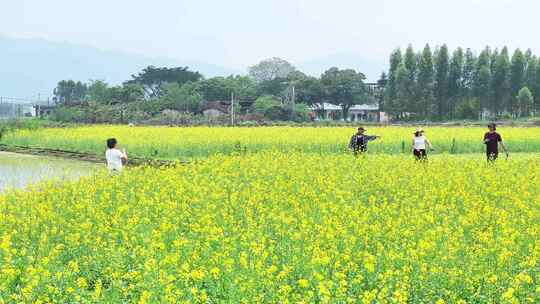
[231,92,235,126]
[290,84,296,121]
[292,84,295,111]
[37,93,41,118]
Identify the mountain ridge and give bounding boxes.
[0,36,240,98]
[0,36,387,98]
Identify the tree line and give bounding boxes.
[53,45,540,123]
[52,58,372,122]
[384,44,539,120]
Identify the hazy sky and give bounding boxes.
[2,0,538,69]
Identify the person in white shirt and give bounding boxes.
[411,128,433,161]
[106,138,128,173]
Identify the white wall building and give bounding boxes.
[310,103,342,120]
[310,103,384,122]
[349,104,379,122]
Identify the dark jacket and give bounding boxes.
[349,134,378,152]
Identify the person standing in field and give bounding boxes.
[349,127,379,155]
[106,138,128,173]
[412,128,433,161]
[483,123,509,162]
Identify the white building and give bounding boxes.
[310,103,342,120]
[349,104,379,122]
[310,103,384,122]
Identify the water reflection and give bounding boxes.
[0,152,99,193]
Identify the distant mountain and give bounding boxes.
[0,36,388,99]
[0,36,240,98]
[296,52,387,82]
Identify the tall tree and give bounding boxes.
[475,67,491,119]
[158,82,202,113]
[474,49,492,118]
[126,66,202,98]
[517,87,534,117]
[477,47,491,68]
[403,45,418,112]
[248,57,296,83]
[199,77,232,101]
[404,45,418,84]
[229,75,258,101]
[448,47,464,118]
[462,48,476,100]
[394,63,412,116]
[255,78,289,100]
[384,49,403,115]
[320,67,367,118]
[284,71,310,107]
[434,44,450,119]
[510,49,527,115]
[252,95,281,114]
[53,80,87,105]
[489,48,499,75]
[109,84,145,104]
[536,61,540,112]
[86,80,110,104]
[491,47,511,115]
[525,49,533,63]
[199,76,256,102]
[524,48,537,112]
[294,76,324,106]
[526,55,538,101]
[416,44,435,118]
[376,72,388,111]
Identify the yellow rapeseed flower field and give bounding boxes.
[2,151,540,303]
[4,125,540,158]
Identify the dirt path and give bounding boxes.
[0,144,181,167]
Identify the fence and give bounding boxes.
[0,96,49,119]
[0,103,28,119]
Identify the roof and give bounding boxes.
[33,105,57,109]
[350,104,379,111]
[201,101,229,113]
[310,103,342,111]
[309,103,379,111]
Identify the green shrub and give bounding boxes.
[454,99,479,120]
[253,96,281,114]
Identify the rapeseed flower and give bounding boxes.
[0,152,539,302]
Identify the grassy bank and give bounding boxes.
[0,119,71,140]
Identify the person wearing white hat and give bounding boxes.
[412,128,433,160]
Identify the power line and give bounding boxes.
[0,96,48,104]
